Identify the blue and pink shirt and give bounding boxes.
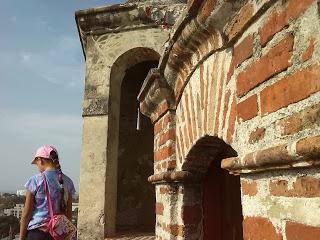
[24,169,75,230]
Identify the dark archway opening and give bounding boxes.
[203,158,243,240]
[116,60,158,234]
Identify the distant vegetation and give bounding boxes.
[0,193,25,211]
[0,216,19,238]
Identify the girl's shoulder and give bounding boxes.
[24,173,43,195]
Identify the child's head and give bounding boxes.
[32,145,59,172]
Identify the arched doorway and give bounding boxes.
[116,60,158,234]
[203,159,243,240]
[184,136,243,240]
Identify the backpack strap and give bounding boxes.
[42,173,54,219]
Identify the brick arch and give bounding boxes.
[175,50,235,166]
[182,135,237,174]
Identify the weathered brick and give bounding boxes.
[302,37,316,62]
[241,179,258,196]
[243,216,282,240]
[159,128,176,146]
[222,90,231,129]
[249,127,266,143]
[270,176,320,197]
[197,0,217,23]
[296,135,320,159]
[237,94,258,121]
[167,160,176,170]
[162,112,174,128]
[154,119,163,136]
[227,34,254,82]
[260,64,320,115]
[286,221,320,240]
[226,95,237,143]
[276,115,302,136]
[237,34,294,97]
[154,145,175,161]
[184,92,194,143]
[276,103,320,135]
[159,186,169,194]
[225,3,254,41]
[167,224,183,237]
[259,0,314,46]
[156,202,164,215]
[181,205,202,225]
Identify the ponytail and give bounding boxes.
[50,150,66,213]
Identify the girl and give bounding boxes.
[19,145,76,240]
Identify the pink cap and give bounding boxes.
[32,145,58,164]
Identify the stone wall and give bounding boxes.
[139,0,320,239]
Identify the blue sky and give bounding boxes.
[0,0,122,192]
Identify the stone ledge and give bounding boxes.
[148,170,202,184]
[221,135,320,174]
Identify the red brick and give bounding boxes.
[154,145,175,161]
[167,224,183,237]
[181,205,202,225]
[302,37,316,62]
[260,64,320,115]
[225,3,254,41]
[286,221,320,240]
[227,34,254,83]
[241,180,258,196]
[296,135,320,159]
[270,176,320,197]
[189,84,198,139]
[226,95,237,143]
[159,187,169,194]
[237,94,258,121]
[259,0,314,46]
[222,90,231,129]
[243,217,282,240]
[159,128,176,146]
[162,112,174,127]
[197,0,217,22]
[249,127,266,143]
[214,72,224,134]
[276,103,320,135]
[153,100,169,121]
[155,202,164,215]
[184,92,194,143]
[154,120,163,136]
[237,34,294,97]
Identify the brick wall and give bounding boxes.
[146,0,320,239]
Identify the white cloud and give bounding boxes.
[20,51,32,62]
[19,34,84,88]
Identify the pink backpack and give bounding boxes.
[43,174,77,240]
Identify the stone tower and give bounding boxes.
[76,0,320,239]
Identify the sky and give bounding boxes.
[0,0,122,193]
